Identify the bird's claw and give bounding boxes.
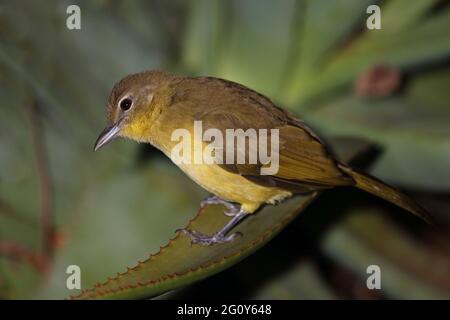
[177,228,242,246]
[223,210,239,217]
[199,196,241,217]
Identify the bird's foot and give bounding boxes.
[199,195,240,217]
[179,210,247,246]
[177,228,242,246]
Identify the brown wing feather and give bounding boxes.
[275,125,352,186]
[168,76,353,192]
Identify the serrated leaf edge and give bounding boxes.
[69,194,318,299]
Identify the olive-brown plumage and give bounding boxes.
[94,70,433,245]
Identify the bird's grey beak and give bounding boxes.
[94,123,121,151]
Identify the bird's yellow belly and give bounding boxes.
[178,162,292,213]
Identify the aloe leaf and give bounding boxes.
[287,7,450,106]
[322,210,450,299]
[305,96,450,190]
[284,0,373,97]
[0,0,173,298]
[72,196,319,300]
[250,261,338,300]
[408,67,450,110]
[182,0,229,75]
[380,0,437,32]
[284,0,436,104]
[70,138,366,300]
[183,0,298,98]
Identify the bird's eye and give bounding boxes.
[119,98,132,111]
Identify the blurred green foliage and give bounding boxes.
[0,0,449,299]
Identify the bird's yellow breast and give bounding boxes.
[123,102,292,213]
[177,161,292,213]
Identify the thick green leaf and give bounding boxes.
[408,67,450,110]
[34,159,203,299]
[380,0,437,32]
[184,0,298,98]
[322,210,450,299]
[182,0,229,75]
[239,259,338,300]
[287,6,450,106]
[0,0,174,298]
[284,0,374,98]
[71,138,366,300]
[305,96,450,190]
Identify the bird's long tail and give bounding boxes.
[337,163,434,225]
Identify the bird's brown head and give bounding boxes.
[94,70,176,151]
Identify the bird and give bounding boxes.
[94,70,433,246]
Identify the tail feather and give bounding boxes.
[338,163,435,226]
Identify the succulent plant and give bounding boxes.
[0,0,449,299]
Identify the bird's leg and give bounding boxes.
[178,210,247,246]
[199,195,241,217]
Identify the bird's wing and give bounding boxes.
[169,77,353,191]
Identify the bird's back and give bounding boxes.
[152,75,353,194]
